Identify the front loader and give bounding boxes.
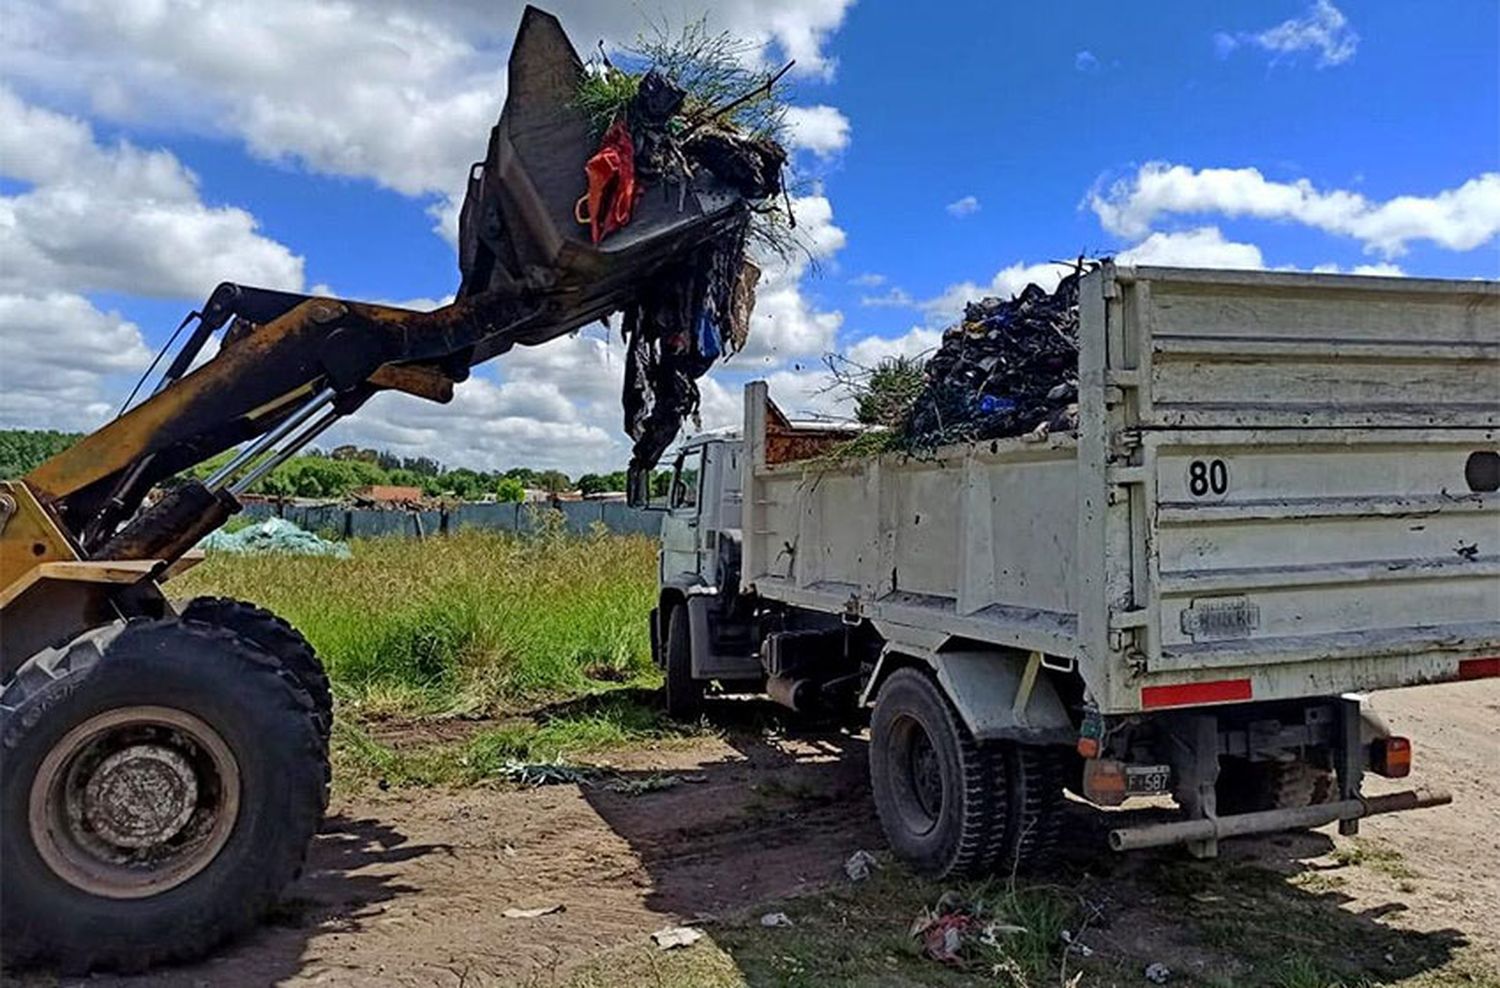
[0,7,773,970]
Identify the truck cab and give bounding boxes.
[656,432,743,594]
[648,432,763,718]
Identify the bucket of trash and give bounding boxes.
[457,6,783,334]
[458,6,793,482]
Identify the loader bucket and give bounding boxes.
[456,6,752,352]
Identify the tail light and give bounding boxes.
[1082,759,1128,806]
[1370,736,1411,778]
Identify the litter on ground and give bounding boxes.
[759,912,794,928]
[651,925,704,950]
[501,904,564,919]
[844,849,879,882]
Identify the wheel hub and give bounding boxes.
[29,705,241,899]
[81,744,199,848]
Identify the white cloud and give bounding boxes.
[1216,1,1358,68]
[0,87,304,298]
[922,260,1076,324]
[1253,0,1358,67]
[733,193,847,363]
[0,293,153,430]
[0,0,858,468]
[783,104,850,158]
[860,287,915,308]
[1074,50,1099,72]
[849,273,886,287]
[1115,227,1265,269]
[1091,162,1500,257]
[946,195,981,218]
[1,0,855,207]
[330,378,620,475]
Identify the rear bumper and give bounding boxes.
[1109,786,1453,851]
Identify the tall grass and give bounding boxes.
[174,528,660,717]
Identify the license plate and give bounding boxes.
[1125,765,1173,794]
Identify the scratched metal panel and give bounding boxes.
[1145,429,1500,676]
[1118,268,1500,428]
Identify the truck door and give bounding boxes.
[659,445,705,583]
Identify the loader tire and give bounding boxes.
[663,604,703,721]
[180,596,333,743]
[0,618,326,972]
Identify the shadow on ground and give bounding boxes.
[11,814,442,988]
[570,694,1474,987]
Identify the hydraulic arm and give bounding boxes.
[0,7,781,973]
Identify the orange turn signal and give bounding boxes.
[1370,736,1411,778]
[1076,736,1101,759]
[1082,759,1128,806]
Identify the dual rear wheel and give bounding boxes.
[869,667,1067,877]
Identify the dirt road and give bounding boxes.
[17,680,1499,987]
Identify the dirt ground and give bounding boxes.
[15,680,1500,987]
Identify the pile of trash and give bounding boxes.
[575,41,792,474]
[899,264,1087,451]
[199,518,351,559]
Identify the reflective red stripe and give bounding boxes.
[1458,657,1500,680]
[1141,678,1252,708]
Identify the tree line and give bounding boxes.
[0,431,659,502]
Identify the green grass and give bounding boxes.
[1329,839,1420,880]
[175,529,674,793]
[175,528,660,717]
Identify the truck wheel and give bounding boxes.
[869,668,1006,877]
[663,604,703,721]
[870,670,1068,877]
[0,618,327,972]
[180,596,332,743]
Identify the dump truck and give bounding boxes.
[0,7,785,970]
[646,263,1499,875]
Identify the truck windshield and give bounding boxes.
[671,448,702,510]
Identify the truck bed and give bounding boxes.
[741,265,1500,715]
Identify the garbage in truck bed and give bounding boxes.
[837,263,1088,458]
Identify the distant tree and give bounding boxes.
[329,445,380,463]
[536,469,572,493]
[650,469,672,497]
[403,456,444,477]
[0,429,83,479]
[495,477,526,503]
[441,468,488,501]
[578,471,628,495]
[503,466,539,488]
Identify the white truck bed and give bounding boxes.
[741,265,1500,715]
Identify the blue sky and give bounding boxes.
[1,0,1496,473]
